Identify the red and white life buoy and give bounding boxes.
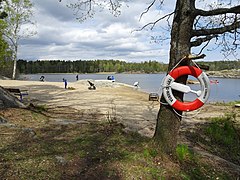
[162,66,210,111]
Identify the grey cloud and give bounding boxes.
[34,0,74,22]
[19,0,172,62]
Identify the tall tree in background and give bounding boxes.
[0,0,7,59]
[0,0,11,76]
[0,20,11,67]
[1,0,35,79]
[0,0,7,19]
[64,0,240,153]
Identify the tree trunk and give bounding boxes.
[154,0,196,154]
[12,59,17,80]
[12,46,17,80]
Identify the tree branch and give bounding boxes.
[192,20,240,37]
[196,5,240,16]
[190,34,218,47]
[138,11,174,31]
[139,0,156,21]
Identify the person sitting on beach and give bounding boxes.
[40,75,45,82]
[87,80,96,90]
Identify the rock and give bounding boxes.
[22,128,37,138]
[0,100,4,108]
[235,104,240,108]
[0,75,10,80]
[0,86,26,109]
[187,80,200,84]
[55,155,67,165]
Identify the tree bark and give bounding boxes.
[12,43,17,80]
[154,0,196,154]
[12,58,17,80]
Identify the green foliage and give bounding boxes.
[0,0,7,19]
[17,59,168,74]
[1,0,35,79]
[215,100,240,106]
[143,148,158,158]
[201,113,240,165]
[198,60,240,71]
[17,59,240,74]
[205,114,238,147]
[176,144,191,162]
[0,17,12,73]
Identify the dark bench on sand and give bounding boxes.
[5,88,28,102]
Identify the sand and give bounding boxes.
[1,79,239,137]
[0,79,160,137]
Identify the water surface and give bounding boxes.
[20,73,240,102]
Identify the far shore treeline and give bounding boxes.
[1,59,240,77]
[16,59,240,74]
[17,59,168,74]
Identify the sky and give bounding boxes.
[18,0,239,63]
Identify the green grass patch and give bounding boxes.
[176,144,192,162]
[206,115,237,145]
[203,114,240,164]
[214,100,240,106]
[0,108,238,179]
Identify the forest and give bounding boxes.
[17,59,168,74]
[16,59,240,74]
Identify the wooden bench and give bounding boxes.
[5,88,28,102]
[148,93,159,101]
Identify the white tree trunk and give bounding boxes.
[12,45,17,80]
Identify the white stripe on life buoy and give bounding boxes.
[162,66,210,111]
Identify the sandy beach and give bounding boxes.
[0,79,160,137]
[0,79,239,137]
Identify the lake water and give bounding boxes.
[20,73,240,102]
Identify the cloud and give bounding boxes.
[19,0,171,62]
[19,0,236,63]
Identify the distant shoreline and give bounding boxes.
[18,69,239,78]
[1,69,239,80]
[206,69,240,79]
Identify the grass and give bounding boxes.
[184,112,240,167]
[176,144,192,162]
[175,143,232,179]
[214,100,240,106]
[203,113,240,164]
[0,107,239,179]
[67,86,76,90]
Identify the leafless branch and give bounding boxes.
[139,0,156,21]
[198,39,210,55]
[196,5,240,16]
[138,11,174,31]
[192,20,240,37]
[190,35,218,47]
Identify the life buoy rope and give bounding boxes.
[162,66,210,111]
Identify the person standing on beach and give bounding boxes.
[76,74,79,81]
[63,78,68,89]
